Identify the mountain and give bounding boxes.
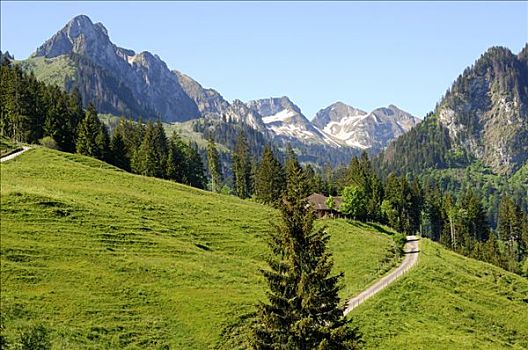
[246,97,340,146]
[173,70,230,116]
[0,50,14,65]
[17,14,420,166]
[313,102,420,151]
[29,14,200,122]
[377,45,528,176]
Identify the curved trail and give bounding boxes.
[0,146,31,163]
[344,235,419,315]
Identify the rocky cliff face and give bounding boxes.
[377,45,528,176]
[436,46,528,174]
[312,102,367,129]
[313,102,419,151]
[173,70,229,116]
[33,15,200,122]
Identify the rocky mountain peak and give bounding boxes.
[22,14,422,155]
[435,45,528,175]
[246,96,302,117]
[519,43,528,62]
[34,14,111,58]
[312,102,367,128]
[313,102,419,150]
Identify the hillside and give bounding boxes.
[377,45,528,176]
[0,147,400,349]
[353,239,528,349]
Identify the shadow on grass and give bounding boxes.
[364,222,394,236]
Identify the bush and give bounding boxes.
[39,136,59,150]
[392,232,407,258]
[19,324,51,350]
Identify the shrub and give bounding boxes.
[39,136,59,150]
[19,324,51,350]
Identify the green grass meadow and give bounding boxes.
[0,148,398,349]
[352,239,528,349]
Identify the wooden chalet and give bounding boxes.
[305,193,343,218]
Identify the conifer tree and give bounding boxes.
[184,142,207,189]
[346,152,384,221]
[252,166,361,349]
[459,189,489,243]
[95,123,110,162]
[166,132,186,183]
[133,121,158,176]
[207,138,223,192]
[498,196,526,265]
[255,146,285,205]
[132,121,168,177]
[109,128,130,171]
[285,144,309,200]
[76,103,106,159]
[232,131,252,199]
[153,120,169,175]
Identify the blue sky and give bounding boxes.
[1,1,527,119]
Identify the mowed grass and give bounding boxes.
[0,147,398,349]
[351,239,528,349]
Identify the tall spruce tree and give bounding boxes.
[166,132,186,183]
[109,128,130,171]
[255,146,286,205]
[285,144,309,200]
[498,196,526,265]
[207,138,223,193]
[346,152,384,221]
[133,121,167,177]
[252,165,361,349]
[232,131,252,199]
[184,142,207,189]
[76,103,107,160]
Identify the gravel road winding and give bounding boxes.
[344,235,419,315]
[0,146,31,163]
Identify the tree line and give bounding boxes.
[3,58,526,276]
[325,152,528,276]
[0,59,207,189]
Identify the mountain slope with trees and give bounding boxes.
[377,45,528,176]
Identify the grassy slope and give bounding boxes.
[352,239,528,349]
[17,56,77,88]
[0,148,397,349]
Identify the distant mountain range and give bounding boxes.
[313,102,419,150]
[18,15,526,174]
[17,14,420,161]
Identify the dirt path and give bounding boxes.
[344,235,419,315]
[0,146,31,163]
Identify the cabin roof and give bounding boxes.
[305,193,342,211]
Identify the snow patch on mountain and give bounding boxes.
[314,102,420,151]
[262,109,297,124]
[247,97,342,147]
